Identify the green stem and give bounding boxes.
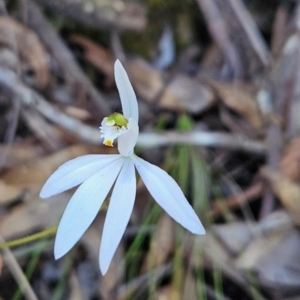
[0,226,57,249]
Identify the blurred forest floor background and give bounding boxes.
[0,0,300,299]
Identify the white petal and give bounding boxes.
[132,155,205,235]
[40,154,121,198]
[114,60,139,122]
[118,118,139,157]
[54,157,124,259]
[100,158,136,275]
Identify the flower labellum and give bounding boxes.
[100,113,128,147]
[40,59,205,275]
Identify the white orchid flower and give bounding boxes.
[40,60,205,275]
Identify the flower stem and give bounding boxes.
[0,226,57,249]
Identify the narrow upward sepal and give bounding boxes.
[114,60,139,123]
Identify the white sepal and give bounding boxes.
[118,118,139,157]
[40,154,121,198]
[114,60,139,123]
[100,158,136,275]
[132,155,205,235]
[54,157,124,259]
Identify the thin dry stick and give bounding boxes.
[26,1,110,119]
[34,0,146,31]
[211,181,265,218]
[0,69,100,143]
[196,0,243,78]
[0,0,23,172]
[271,4,289,56]
[138,131,266,153]
[0,95,21,172]
[22,108,66,151]
[0,69,267,152]
[0,236,39,300]
[228,0,271,66]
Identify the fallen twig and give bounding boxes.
[0,235,39,300]
[27,1,111,120]
[211,181,265,218]
[138,131,266,153]
[227,0,271,66]
[0,91,21,172]
[0,68,101,144]
[196,0,243,78]
[0,69,267,153]
[34,0,146,31]
[21,108,66,151]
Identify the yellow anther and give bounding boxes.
[105,140,114,147]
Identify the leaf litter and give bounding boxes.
[1,0,300,299]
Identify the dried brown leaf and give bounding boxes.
[70,35,115,86]
[261,167,300,226]
[213,222,253,256]
[127,59,215,113]
[246,230,300,292]
[280,136,300,181]
[0,194,69,239]
[0,181,23,205]
[235,230,287,269]
[127,58,164,99]
[0,143,45,168]
[0,17,49,88]
[160,74,215,113]
[258,210,293,236]
[215,210,293,258]
[208,79,263,128]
